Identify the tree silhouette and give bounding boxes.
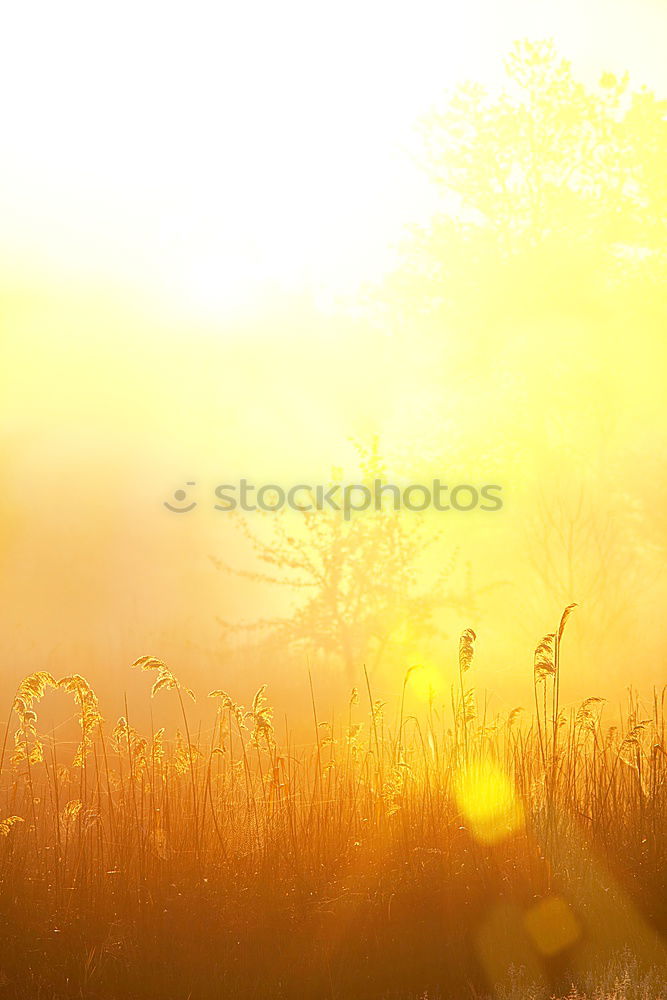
[389,39,667,335]
[378,39,667,666]
[213,444,472,683]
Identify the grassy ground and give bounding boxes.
[0,626,665,998]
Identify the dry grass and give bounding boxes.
[0,612,665,999]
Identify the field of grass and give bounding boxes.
[0,612,665,999]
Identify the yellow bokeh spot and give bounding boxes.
[407,662,444,701]
[524,896,581,957]
[455,760,524,844]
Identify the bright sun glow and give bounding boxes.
[2,1,667,317]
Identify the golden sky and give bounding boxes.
[1,1,666,717]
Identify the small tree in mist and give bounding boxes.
[212,444,473,683]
